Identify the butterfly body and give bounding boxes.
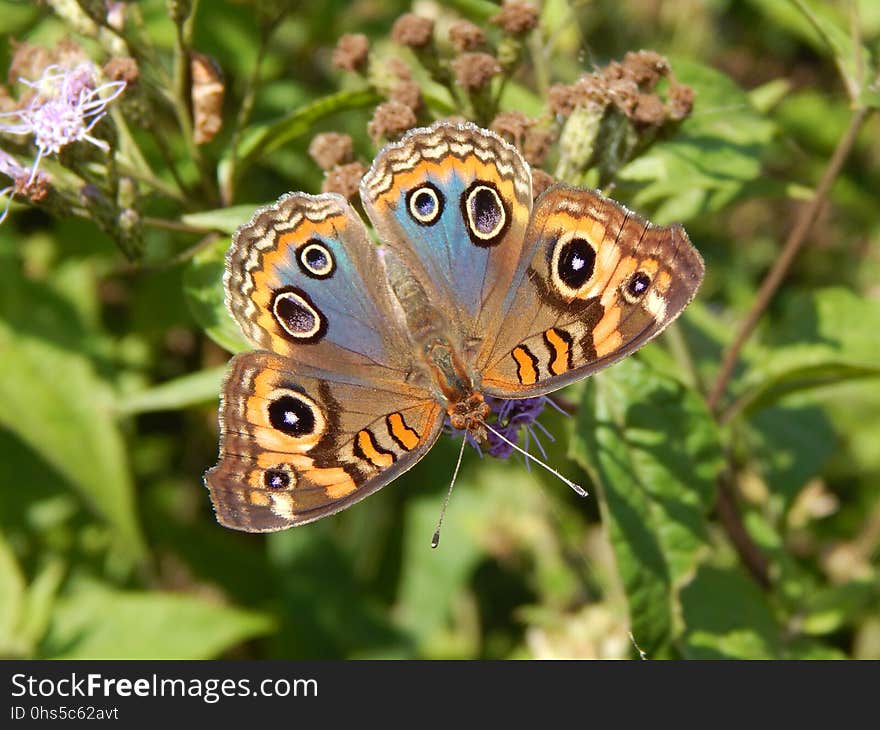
[206,121,704,532]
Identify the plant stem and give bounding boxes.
[706,105,871,414]
[716,465,771,589]
[221,26,273,205]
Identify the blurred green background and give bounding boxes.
[0,0,878,659]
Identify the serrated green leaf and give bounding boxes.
[569,357,723,654]
[183,237,250,354]
[42,581,274,659]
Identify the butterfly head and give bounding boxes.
[447,393,491,443]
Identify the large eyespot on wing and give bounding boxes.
[205,352,445,532]
[478,184,705,396]
[224,192,412,379]
[359,121,533,339]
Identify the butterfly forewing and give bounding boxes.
[360,122,533,346]
[225,192,414,381]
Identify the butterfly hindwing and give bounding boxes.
[479,185,705,396]
[360,122,533,346]
[206,352,445,532]
[225,192,413,381]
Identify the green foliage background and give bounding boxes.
[0,0,879,659]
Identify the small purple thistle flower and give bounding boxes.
[0,62,126,221]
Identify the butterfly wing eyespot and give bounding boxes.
[263,466,294,489]
[549,232,598,298]
[622,271,652,304]
[461,180,509,246]
[267,391,321,439]
[270,287,328,343]
[296,239,336,278]
[406,183,445,225]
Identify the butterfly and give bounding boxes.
[205,121,704,532]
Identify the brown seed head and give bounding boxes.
[368,101,417,144]
[332,33,370,73]
[548,82,583,117]
[523,127,554,166]
[621,50,670,89]
[391,14,434,49]
[630,93,666,127]
[308,132,354,171]
[448,20,486,51]
[451,52,501,91]
[530,169,556,200]
[667,83,695,121]
[321,161,367,200]
[103,57,139,85]
[390,80,421,111]
[490,111,531,146]
[490,2,540,35]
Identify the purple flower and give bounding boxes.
[0,62,125,221]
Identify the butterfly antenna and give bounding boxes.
[432,434,468,549]
[483,422,588,497]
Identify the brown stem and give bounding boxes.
[704,104,873,590]
[706,106,871,413]
[716,466,771,589]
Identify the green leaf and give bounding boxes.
[232,87,380,172]
[730,288,880,418]
[182,205,266,235]
[746,404,837,507]
[748,78,794,113]
[116,366,226,415]
[394,470,500,654]
[42,580,274,659]
[680,564,783,658]
[680,563,847,658]
[787,0,872,99]
[617,59,777,223]
[0,261,145,559]
[183,237,250,353]
[0,530,26,656]
[18,559,65,653]
[266,525,411,659]
[569,357,723,654]
[801,580,880,635]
